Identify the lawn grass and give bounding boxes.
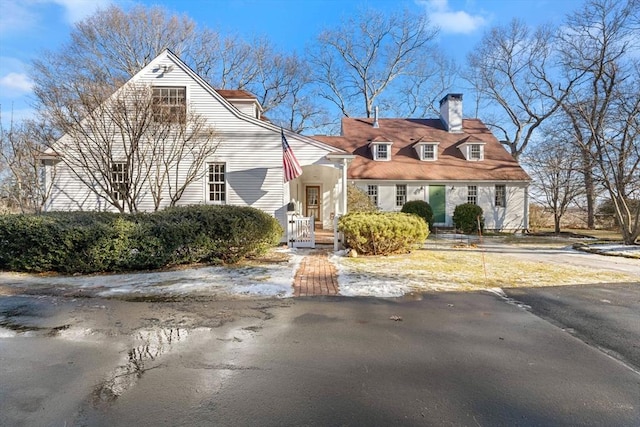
[336,245,637,292]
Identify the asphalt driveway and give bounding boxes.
[504,283,640,372]
[2,290,639,426]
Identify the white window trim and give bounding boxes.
[495,185,506,208]
[206,162,226,204]
[370,142,393,161]
[111,161,128,201]
[367,184,378,207]
[414,142,439,161]
[152,86,187,123]
[396,184,407,207]
[467,185,477,205]
[459,142,485,161]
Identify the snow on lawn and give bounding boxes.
[0,248,303,299]
[330,245,639,298]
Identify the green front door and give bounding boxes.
[429,185,446,223]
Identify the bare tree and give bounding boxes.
[466,19,584,160]
[31,5,317,133]
[524,135,586,234]
[46,82,217,213]
[310,8,440,119]
[557,0,640,244]
[0,114,55,213]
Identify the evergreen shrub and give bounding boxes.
[453,203,484,234]
[401,200,434,230]
[347,184,378,212]
[338,212,428,255]
[0,205,283,273]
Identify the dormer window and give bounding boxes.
[459,142,485,161]
[369,138,393,161]
[414,142,439,161]
[376,144,389,160]
[470,144,481,160]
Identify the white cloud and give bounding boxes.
[49,0,112,24]
[0,72,34,93]
[0,0,39,34]
[419,0,487,34]
[0,0,112,34]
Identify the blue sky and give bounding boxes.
[0,0,583,124]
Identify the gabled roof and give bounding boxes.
[313,117,530,181]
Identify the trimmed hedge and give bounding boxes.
[453,203,485,234]
[0,205,283,273]
[401,200,434,230]
[338,212,428,255]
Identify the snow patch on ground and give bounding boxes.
[575,243,640,258]
[329,252,460,297]
[0,249,303,299]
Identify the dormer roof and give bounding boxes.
[313,117,530,181]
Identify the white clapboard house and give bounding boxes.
[42,49,353,248]
[314,94,531,231]
[43,50,529,249]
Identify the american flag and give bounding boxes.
[282,129,302,182]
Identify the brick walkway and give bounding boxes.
[293,250,339,297]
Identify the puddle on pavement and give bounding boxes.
[92,326,204,407]
[0,297,72,337]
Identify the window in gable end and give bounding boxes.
[152,86,186,123]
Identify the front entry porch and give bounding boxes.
[286,157,351,249]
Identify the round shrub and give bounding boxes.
[453,203,485,234]
[401,200,434,230]
[338,212,429,255]
[347,184,377,212]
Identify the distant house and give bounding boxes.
[42,49,353,245]
[313,94,531,231]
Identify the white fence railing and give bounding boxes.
[288,216,315,248]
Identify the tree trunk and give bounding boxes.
[581,150,596,229]
[554,214,561,235]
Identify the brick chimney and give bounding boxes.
[439,93,463,133]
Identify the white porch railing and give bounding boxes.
[288,215,315,248]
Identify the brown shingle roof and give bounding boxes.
[313,118,530,181]
[215,89,256,100]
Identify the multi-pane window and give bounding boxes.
[152,86,186,123]
[423,144,436,160]
[111,162,128,201]
[396,184,407,207]
[376,144,389,160]
[207,163,226,203]
[470,144,482,160]
[467,185,477,205]
[367,185,378,206]
[495,185,506,207]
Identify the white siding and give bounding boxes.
[354,180,528,231]
[45,51,340,236]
